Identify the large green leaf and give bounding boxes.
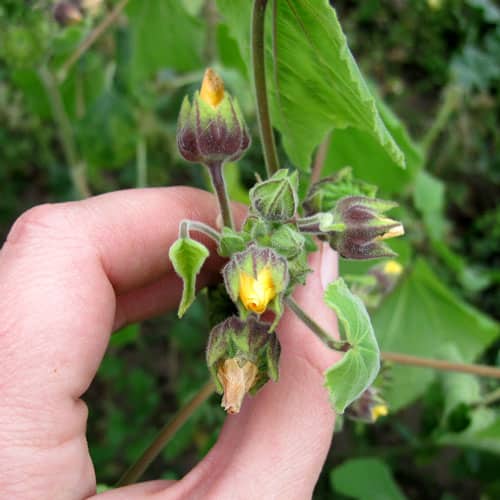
[374,259,499,410]
[330,458,407,500]
[323,279,380,413]
[126,0,203,83]
[169,237,210,318]
[324,89,424,195]
[217,0,405,171]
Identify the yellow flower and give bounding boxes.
[371,404,389,422]
[383,260,403,275]
[238,266,276,314]
[200,68,225,108]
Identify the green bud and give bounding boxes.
[250,169,299,221]
[270,223,306,259]
[303,167,378,215]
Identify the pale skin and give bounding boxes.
[0,187,340,499]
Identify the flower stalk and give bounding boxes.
[252,0,280,177]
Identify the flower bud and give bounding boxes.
[345,386,389,423]
[223,244,289,330]
[53,2,83,26]
[250,169,299,221]
[206,316,281,414]
[177,68,250,166]
[329,196,404,259]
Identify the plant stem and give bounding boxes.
[39,65,91,199]
[180,220,221,244]
[206,161,234,230]
[285,297,350,352]
[58,0,130,82]
[136,137,147,188]
[381,352,500,378]
[252,0,280,177]
[117,380,216,487]
[311,131,332,184]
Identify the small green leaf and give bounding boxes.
[330,458,406,500]
[323,279,380,413]
[169,237,210,318]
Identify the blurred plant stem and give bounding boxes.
[58,0,130,82]
[39,65,91,199]
[421,85,463,154]
[203,0,218,63]
[382,352,500,378]
[136,137,148,188]
[252,0,280,178]
[311,131,332,184]
[117,380,215,487]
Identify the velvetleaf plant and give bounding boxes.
[169,68,404,416]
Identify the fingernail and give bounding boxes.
[320,242,338,291]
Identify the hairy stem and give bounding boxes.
[382,352,500,379]
[207,161,234,230]
[117,380,215,487]
[58,0,130,82]
[180,220,221,244]
[39,65,91,199]
[285,297,350,352]
[252,0,280,177]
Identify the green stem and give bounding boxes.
[180,220,221,244]
[39,65,91,199]
[206,161,234,230]
[252,0,280,177]
[285,297,350,352]
[117,380,215,487]
[382,352,500,379]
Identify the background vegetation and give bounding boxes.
[0,0,499,497]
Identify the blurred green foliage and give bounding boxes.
[0,0,499,497]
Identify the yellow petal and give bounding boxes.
[383,260,403,275]
[239,267,276,314]
[371,404,389,421]
[200,68,225,108]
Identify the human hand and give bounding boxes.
[0,187,340,499]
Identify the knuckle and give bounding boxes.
[5,203,74,247]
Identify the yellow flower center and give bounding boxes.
[371,404,389,422]
[200,68,225,108]
[383,260,403,275]
[239,267,276,314]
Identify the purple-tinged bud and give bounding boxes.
[177,68,251,166]
[53,2,83,26]
[345,386,388,423]
[329,196,404,260]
